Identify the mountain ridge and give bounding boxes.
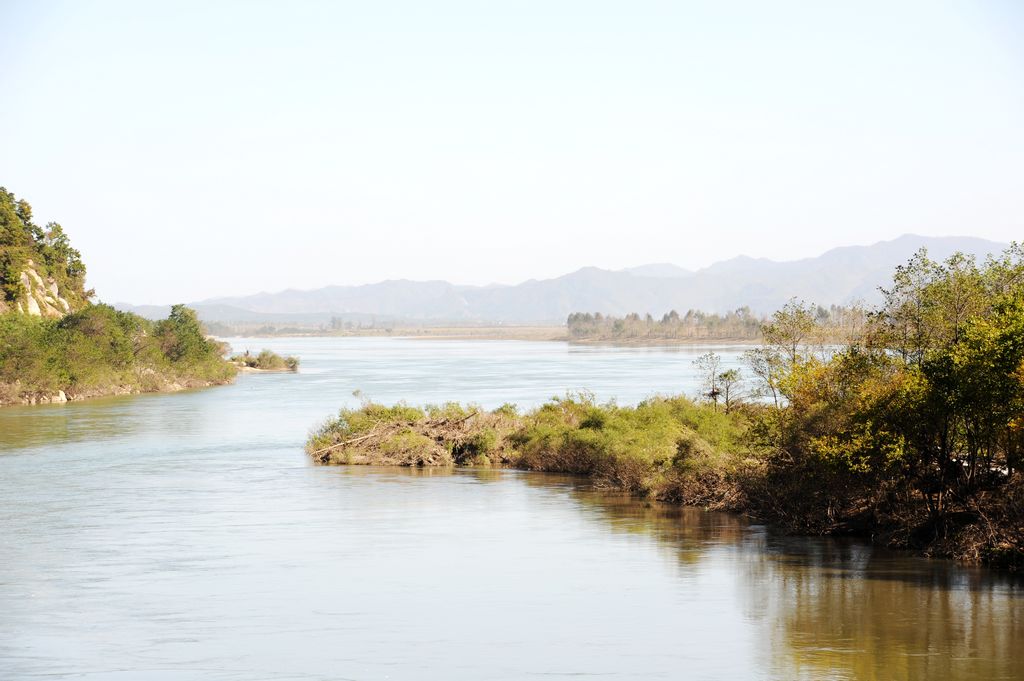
[116,234,1010,325]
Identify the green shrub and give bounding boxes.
[0,303,236,403]
[230,348,300,371]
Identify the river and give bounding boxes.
[1,337,1020,680]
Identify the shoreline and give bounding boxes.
[0,376,235,408]
[1,362,295,408]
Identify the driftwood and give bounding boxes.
[440,411,478,427]
[311,429,382,461]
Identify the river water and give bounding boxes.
[1,337,1021,680]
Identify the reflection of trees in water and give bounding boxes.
[516,471,1024,681]
[517,470,751,570]
[0,397,144,450]
[740,536,1024,681]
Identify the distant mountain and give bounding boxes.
[118,235,1009,325]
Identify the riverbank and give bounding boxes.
[306,396,1024,570]
[0,374,235,406]
[0,304,238,408]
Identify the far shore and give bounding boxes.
[216,326,763,345]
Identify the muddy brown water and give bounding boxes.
[1,337,1020,680]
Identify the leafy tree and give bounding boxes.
[155,304,213,363]
[743,346,783,408]
[761,299,818,367]
[717,368,743,413]
[694,351,722,409]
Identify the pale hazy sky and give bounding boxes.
[1,1,1022,304]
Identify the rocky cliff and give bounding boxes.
[1,186,90,317]
[2,259,74,317]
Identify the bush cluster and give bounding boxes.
[230,349,299,371]
[0,303,236,403]
[307,393,757,498]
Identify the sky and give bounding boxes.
[1,1,1022,304]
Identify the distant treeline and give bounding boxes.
[205,322,319,336]
[567,305,867,341]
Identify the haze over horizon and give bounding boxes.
[114,233,1009,324]
[186,232,1004,303]
[2,0,1022,303]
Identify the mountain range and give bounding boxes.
[117,235,1009,326]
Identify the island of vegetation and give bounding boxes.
[0,187,237,405]
[230,349,300,372]
[309,245,1024,569]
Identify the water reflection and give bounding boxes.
[0,396,143,451]
[744,536,1023,681]
[536,474,1024,681]
[0,387,231,453]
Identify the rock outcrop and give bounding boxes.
[14,260,73,318]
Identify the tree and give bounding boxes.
[155,304,212,363]
[41,222,86,281]
[742,299,824,408]
[693,351,722,409]
[769,245,1024,531]
[717,368,743,413]
[743,346,783,408]
[761,299,818,367]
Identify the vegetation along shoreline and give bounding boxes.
[230,348,300,373]
[1,188,246,406]
[308,244,1024,570]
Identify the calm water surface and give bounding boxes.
[1,337,1021,680]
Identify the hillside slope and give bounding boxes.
[0,187,89,317]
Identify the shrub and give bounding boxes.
[307,394,755,499]
[230,348,300,371]
[0,303,236,404]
